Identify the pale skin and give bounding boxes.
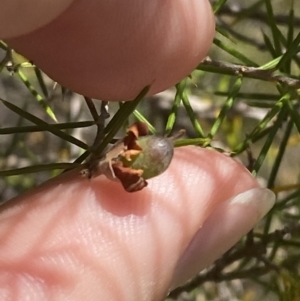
[0,1,275,301]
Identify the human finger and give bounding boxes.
[0,147,274,301]
[4,0,215,100]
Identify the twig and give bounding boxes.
[199,57,300,88]
[262,223,300,244]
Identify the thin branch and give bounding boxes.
[262,223,300,244]
[198,57,300,88]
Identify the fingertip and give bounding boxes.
[0,147,264,301]
[5,0,215,100]
[170,188,275,288]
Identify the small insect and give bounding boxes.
[81,122,184,192]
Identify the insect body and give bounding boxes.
[82,122,183,192]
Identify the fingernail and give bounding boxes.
[229,187,275,220]
[170,188,275,289]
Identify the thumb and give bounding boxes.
[0,147,274,301]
